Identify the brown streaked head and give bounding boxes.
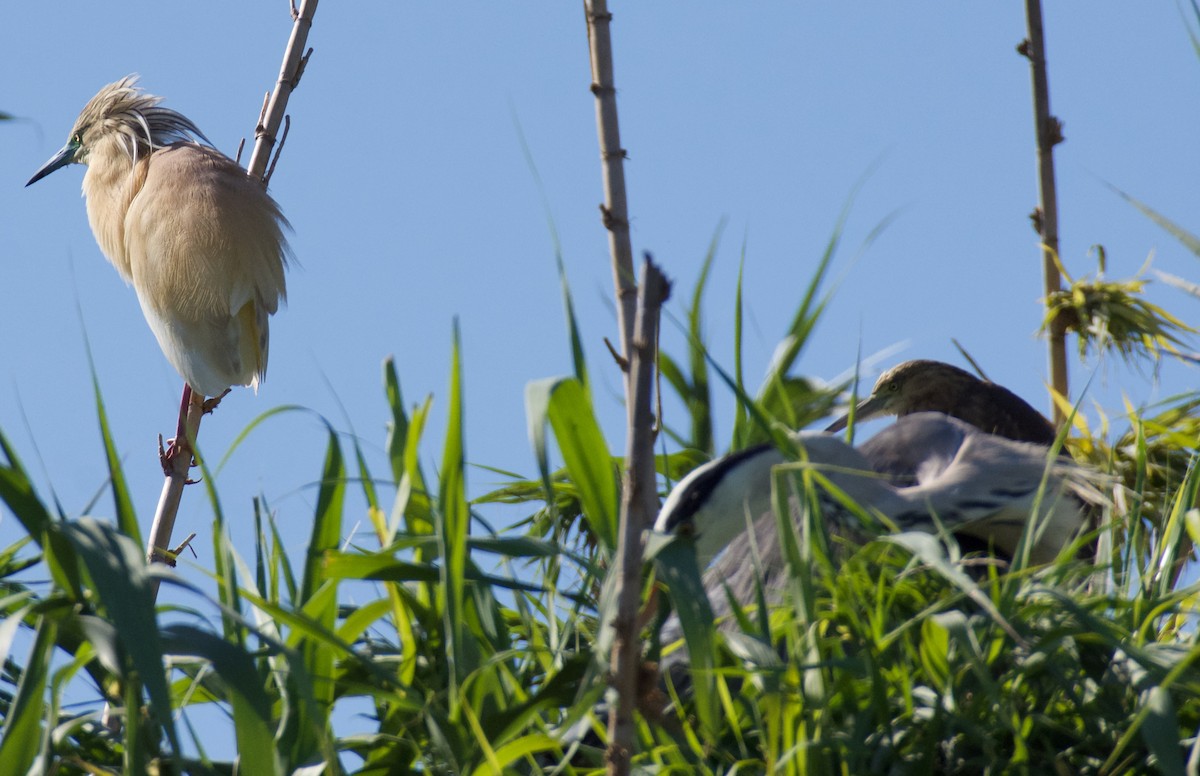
[826,360,1058,447]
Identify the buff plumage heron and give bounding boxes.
[26,76,289,461]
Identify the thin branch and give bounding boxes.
[248,1,318,182]
[1021,0,1069,425]
[584,0,638,375]
[264,114,292,187]
[606,256,670,776]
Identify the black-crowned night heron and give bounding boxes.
[654,412,1106,661]
[827,360,1058,447]
[656,413,1100,572]
[26,76,289,402]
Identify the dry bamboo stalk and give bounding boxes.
[249,0,318,182]
[1021,0,1069,425]
[605,258,670,776]
[584,0,638,371]
[144,0,318,577]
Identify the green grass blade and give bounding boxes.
[384,356,411,485]
[685,223,724,456]
[513,110,590,389]
[61,517,179,754]
[1109,184,1200,257]
[1137,686,1186,776]
[527,376,618,552]
[399,395,435,550]
[0,429,82,598]
[438,321,470,718]
[214,404,308,475]
[0,612,55,772]
[161,623,280,775]
[300,427,345,607]
[732,251,749,448]
[89,371,140,545]
[290,424,345,766]
[557,254,590,389]
[648,532,718,738]
[0,600,35,679]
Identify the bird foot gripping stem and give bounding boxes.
[202,388,231,414]
[159,383,199,480]
[158,434,200,483]
[158,383,225,481]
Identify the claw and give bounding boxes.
[202,388,231,414]
[158,433,197,479]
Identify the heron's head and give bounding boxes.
[654,444,786,569]
[26,75,208,186]
[827,360,980,432]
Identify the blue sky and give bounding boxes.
[2,1,1199,754]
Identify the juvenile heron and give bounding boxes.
[827,360,1058,447]
[26,76,289,402]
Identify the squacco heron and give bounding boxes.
[26,76,290,409]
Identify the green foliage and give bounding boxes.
[5,111,1200,776]
[1043,246,1197,367]
[1,224,1199,773]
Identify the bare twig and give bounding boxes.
[265,115,291,188]
[584,0,638,375]
[1020,0,1069,425]
[605,257,670,776]
[248,0,318,182]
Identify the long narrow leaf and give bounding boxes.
[527,376,618,552]
[89,372,139,545]
[438,321,470,718]
[161,623,280,776]
[0,613,55,771]
[61,518,179,754]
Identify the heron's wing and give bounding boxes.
[894,429,1095,561]
[858,412,968,486]
[126,143,289,392]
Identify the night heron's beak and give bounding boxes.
[826,393,889,432]
[26,141,79,187]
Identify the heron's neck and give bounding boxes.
[82,138,149,281]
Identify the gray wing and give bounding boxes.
[857,412,969,487]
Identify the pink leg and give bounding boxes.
[159,384,196,476]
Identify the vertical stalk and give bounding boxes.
[584,0,638,371]
[1022,0,1069,425]
[605,258,670,776]
[580,3,665,770]
[249,0,319,182]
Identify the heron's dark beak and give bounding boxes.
[825,414,850,433]
[826,394,888,432]
[26,141,78,187]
